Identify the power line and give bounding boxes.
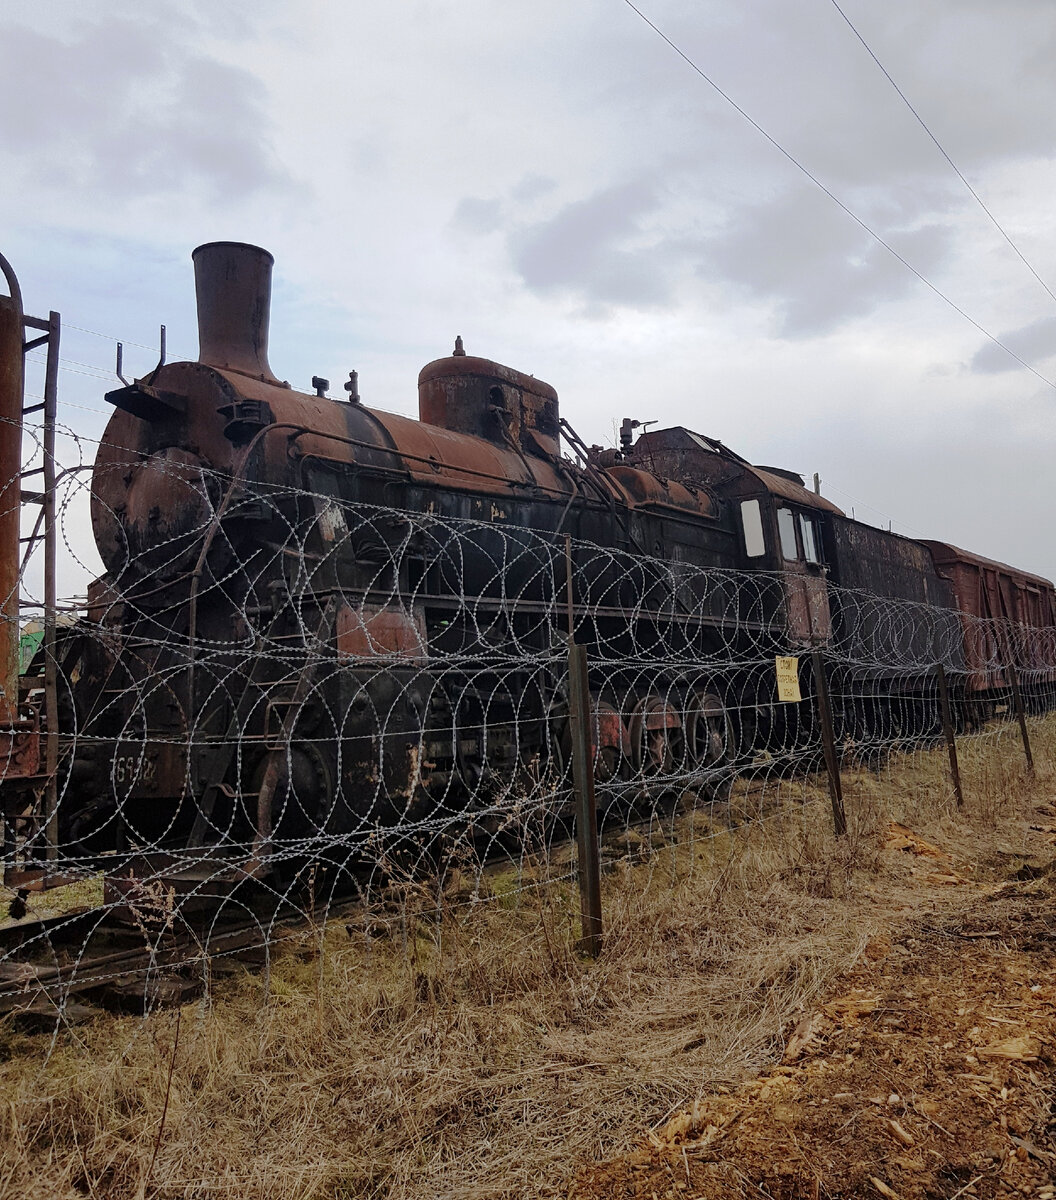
[64,322,169,353]
[827,0,1056,308]
[62,321,195,363]
[818,480,928,537]
[26,354,116,383]
[27,352,115,378]
[25,390,111,417]
[27,344,190,387]
[619,0,1056,389]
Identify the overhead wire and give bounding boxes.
[64,322,180,354]
[814,479,929,538]
[26,393,112,417]
[24,335,190,415]
[25,322,194,394]
[827,0,1056,308]
[27,352,118,381]
[619,0,1056,389]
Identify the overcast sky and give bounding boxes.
[3,0,1056,596]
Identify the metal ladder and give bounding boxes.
[0,248,60,868]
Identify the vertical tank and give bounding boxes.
[418,349,560,460]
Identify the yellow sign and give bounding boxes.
[775,656,801,703]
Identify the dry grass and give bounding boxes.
[0,715,1052,1200]
[0,873,104,928]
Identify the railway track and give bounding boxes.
[0,884,342,1018]
[0,776,723,1020]
[1,739,888,1024]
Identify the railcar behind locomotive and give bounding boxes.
[1,242,1053,876]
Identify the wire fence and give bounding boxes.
[1,465,1053,1025]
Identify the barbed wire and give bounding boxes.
[1,458,1053,1027]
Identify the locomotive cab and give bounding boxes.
[627,426,839,646]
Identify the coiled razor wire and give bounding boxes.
[0,454,1053,1026]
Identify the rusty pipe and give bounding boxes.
[0,252,24,726]
[192,241,280,384]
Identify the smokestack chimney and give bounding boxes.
[192,241,280,383]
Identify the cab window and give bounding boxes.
[799,514,819,564]
[740,499,766,558]
[777,508,798,561]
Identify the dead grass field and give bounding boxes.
[0,717,1053,1200]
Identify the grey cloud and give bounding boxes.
[970,316,1056,374]
[703,188,953,336]
[0,17,289,204]
[553,0,1056,215]
[510,174,557,204]
[460,172,956,332]
[173,0,284,40]
[726,2,1056,185]
[451,197,505,235]
[510,181,677,307]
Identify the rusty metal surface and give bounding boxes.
[627,426,844,515]
[363,407,571,498]
[743,466,844,515]
[921,540,1056,692]
[94,355,577,512]
[336,601,427,661]
[822,517,959,673]
[605,465,717,519]
[39,310,60,859]
[192,242,281,384]
[640,697,681,730]
[923,539,1056,633]
[1,866,80,892]
[922,539,1056,595]
[418,352,560,459]
[0,254,22,727]
[827,517,954,606]
[0,714,40,779]
[783,573,831,647]
[594,703,631,759]
[119,447,218,580]
[13,234,1056,997]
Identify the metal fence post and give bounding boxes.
[810,650,847,837]
[568,639,603,957]
[563,536,603,958]
[934,663,964,809]
[1007,664,1035,774]
[42,312,60,861]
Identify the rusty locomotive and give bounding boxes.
[1,242,1054,874]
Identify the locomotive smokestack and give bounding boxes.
[192,241,280,384]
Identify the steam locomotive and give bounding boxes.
[1,243,1053,874]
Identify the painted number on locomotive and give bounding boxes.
[113,754,158,786]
